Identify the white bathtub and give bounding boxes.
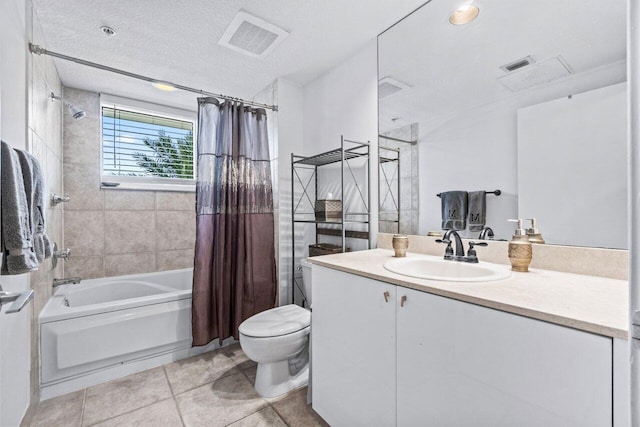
[39,268,218,399]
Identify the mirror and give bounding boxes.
[378,0,627,248]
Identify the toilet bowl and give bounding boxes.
[239,259,313,398]
[239,304,310,397]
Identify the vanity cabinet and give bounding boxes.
[312,265,613,427]
[396,286,611,426]
[312,266,397,427]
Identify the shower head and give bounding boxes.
[69,105,86,120]
[51,93,86,120]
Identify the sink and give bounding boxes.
[383,256,511,282]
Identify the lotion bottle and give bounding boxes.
[525,218,545,244]
[507,219,532,272]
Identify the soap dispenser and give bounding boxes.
[507,219,532,272]
[525,218,545,244]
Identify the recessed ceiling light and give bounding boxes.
[151,81,177,92]
[449,5,479,25]
[100,26,116,36]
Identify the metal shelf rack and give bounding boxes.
[378,145,400,234]
[291,136,371,305]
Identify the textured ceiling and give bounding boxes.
[32,0,426,111]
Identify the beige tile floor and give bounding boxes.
[29,344,328,427]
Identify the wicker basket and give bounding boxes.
[309,243,349,257]
[314,199,342,220]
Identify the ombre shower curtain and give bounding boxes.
[192,97,277,346]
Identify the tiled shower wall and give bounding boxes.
[62,87,195,280]
[27,2,65,404]
[379,122,419,235]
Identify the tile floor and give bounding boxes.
[29,344,328,427]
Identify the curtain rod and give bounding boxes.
[29,44,278,112]
[378,134,417,145]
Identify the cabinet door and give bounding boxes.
[312,266,396,427]
[396,287,612,427]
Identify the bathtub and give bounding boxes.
[39,268,217,399]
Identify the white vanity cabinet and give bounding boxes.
[312,265,614,427]
[312,265,397,427]
[396,286,611,427]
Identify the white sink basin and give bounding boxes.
[383,256,511,282]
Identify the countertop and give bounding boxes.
[307,249,629,339]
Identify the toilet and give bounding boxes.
[239,258,313,398]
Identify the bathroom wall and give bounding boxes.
[62,87,195,280]
[416,104,518,239]
[302,41,378,153]
[27,0,65,410]
[0,2,32,423]
[518,82,627,249]
[0,0,64,423]
[302,40,379,250]
[274,79,305,305]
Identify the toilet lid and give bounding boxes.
[239,304,310,338]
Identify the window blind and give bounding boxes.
[101,106,195,180]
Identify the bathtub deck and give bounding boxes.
[28,344,327,427]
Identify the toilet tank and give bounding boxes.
[300,258,313,306]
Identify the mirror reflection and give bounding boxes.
[378,0,627,248]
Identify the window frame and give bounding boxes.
[99,94,198,192]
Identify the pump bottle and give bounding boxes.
[508,219,532,272]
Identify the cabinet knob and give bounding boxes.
[383,291,390,303]
[400,295,407,307]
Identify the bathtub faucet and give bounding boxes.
[52,277,82,288]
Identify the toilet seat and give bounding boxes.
[239,304,310,338]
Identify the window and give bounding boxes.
[100,95,196,191]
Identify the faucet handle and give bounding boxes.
[469,241,488,248]
[52,243,71,268]
[51,193,70,205]
[54,247,71,259]
[436,239,454,259]
[466,241,488,262]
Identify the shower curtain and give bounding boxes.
[191,97,277,346]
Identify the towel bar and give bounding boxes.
[436,190,501,198]
[0,288,34,314]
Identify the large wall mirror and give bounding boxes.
[378,0,627,249]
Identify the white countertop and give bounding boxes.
[307,249,629,339]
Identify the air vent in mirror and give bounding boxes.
[498,56,573,92]
[500,56,535,73]
[379,77,411,99]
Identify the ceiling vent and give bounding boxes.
[379,77,411,99]
[500,56,535,73]
[498,56,573,92]
[218,11,289,58]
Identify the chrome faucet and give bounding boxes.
[437,230,488,263]
[51,243,71,268]
[52,277,81,288]
[479,227,495,240]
